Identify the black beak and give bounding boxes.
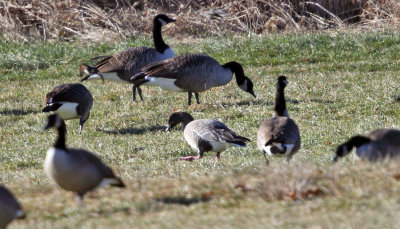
[250,90,256,98]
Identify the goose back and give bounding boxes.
[141,54,233,92]
[357,129,400,161]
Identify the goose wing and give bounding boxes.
[257,116,300,148]
[45,83,92,105]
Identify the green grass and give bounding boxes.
[1,30,400,228]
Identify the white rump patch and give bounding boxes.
[96,178,120,189]
[161,47,175,59]
[263,143,294,157]
[52,102,79,120]
[145,77,184,92]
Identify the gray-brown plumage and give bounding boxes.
[0,185,25,229]
[166,112,250,161]
[333,128,400,162]
[130,54,256,105]
[80,14,176,101]
[42,83,93,134]
[43,114,125,205]
[257,76,301,165]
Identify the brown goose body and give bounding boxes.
[166,112,250,160]
[0,185,25,229]
[256,76,301,164]
[44,115,125,204]
[42,83,93,133]
[131,54,256,105]
[80,14,176,101]
[333,128,400,162]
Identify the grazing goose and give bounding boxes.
[166,112,250,161]
[43,114,125,205]
[257,76,301,165]
[42,83,93,134]
[130,54,256,105]
[0,185,25,229]
[333,128,400,162]
[80,14,176,101]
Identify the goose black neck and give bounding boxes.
[346,135,371,149]
[223,61,245,85]
[274,80,287,116]
[180,114,194,130]
[55,121,67,150]
[153,19,169,53]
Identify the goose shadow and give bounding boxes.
[156,196,211,206]
[98,125,166,135]
[0,109,40,116]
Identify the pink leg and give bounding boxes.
[216,152,221,160]
[179,155,202,161]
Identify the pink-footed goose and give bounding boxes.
[166,112,250,161]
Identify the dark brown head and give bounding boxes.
[166,112,194,131]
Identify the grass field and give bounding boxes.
[1,31,400,228]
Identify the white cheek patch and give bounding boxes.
[158,18,167,25]
[239,79,248,91]
[83,68,90,75]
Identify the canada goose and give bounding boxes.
[333,128,400,162]
[166,112,250,161]
[43,114,125,205]
[42,83,93,134]
[130,54,256,105]
[0,185,25,229]
[257,76,301,165]
[80,14,176,101]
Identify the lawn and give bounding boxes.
[1,30,400,228]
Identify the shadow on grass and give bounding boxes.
[156,195,211,206]
[0,108,40,116]
[98,125,166,135]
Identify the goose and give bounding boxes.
[130,54,256,105]
[80,14,176,101]
[0,185,25,229]
[333,128,400,162]
[166,112,250,161]
[43,114,125,205]
[257,76,301,165]
[42,83,93,134]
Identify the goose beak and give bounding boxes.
[250,90,256,98]
[165,125,171,132]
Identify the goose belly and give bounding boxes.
[88,72,127,83]
[209,141,232,152]
[45,148,101,192]
[145,77,185,92]
[53,102,79,120]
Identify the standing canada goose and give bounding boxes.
[43,114,125,205]
[130,54,256,105]
[0,185,25,229]
[166,112,250,161]
[333,128,400,162]
[80,14,176,101]
[257,76,301,165]
[42,83,93,134]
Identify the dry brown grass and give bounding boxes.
[1,0,400,42]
